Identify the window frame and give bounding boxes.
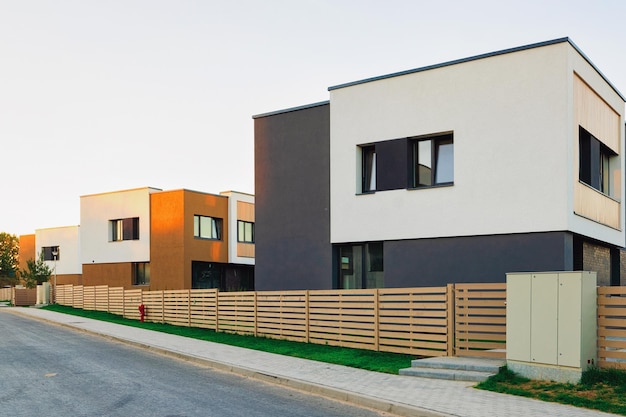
[410,133,454,189]
[237,220,254,243]
[579,126,618,197]
[42,246,60,261]
[132,262,150,286]
[361,145,377,193]
[193,215,223,240]
[110,217,139,242]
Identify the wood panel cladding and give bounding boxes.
[574,182,620,229]
[237,201,255,222]
[574,73,620,153]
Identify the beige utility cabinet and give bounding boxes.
[506,271,597,383]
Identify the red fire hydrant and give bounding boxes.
[138,303,146,322]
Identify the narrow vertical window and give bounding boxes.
[361,145,376,193]
[412,134,454,187]
[415,140,432,186]
[435,138,454,184]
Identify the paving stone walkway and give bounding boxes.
[4,307,619,417]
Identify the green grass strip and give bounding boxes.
[41,304,413,374]
[477,366,626,416]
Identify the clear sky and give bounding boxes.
[1,0,625,236]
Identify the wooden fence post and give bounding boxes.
[447,283,455,357]
[253,291,258,337]
[188,289,192,327]
[215,289,220,332]
[305,290,310,344]
[374,289,380,352]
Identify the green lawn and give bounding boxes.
[477,366,626,416]
[41,304,414,374]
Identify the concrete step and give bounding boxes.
[399,356,505,382]
[399,367,495,382]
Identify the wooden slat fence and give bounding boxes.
[455,283,507,358]
[12,288,37,306]
[54,283,507,358]
[73,286,84,310]
[598,286,626,369]
[163,290,191,327]
[308,289,377,351]
[217,291,256,334]
[83,286,96,311]
[378,285,452,356]
[257,291,308,342]
[190,289,218,329]
[109,287,124,316]
[0,287,12,301]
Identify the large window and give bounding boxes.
[237,220,254,243]
[42,246,60,261]
[579,126,617,196]
[132,262,150,286]
[361,145,376,193]
[337,242,384,289]
[411,134,454,187]
[110,217,139,241]
[194,215,222,240]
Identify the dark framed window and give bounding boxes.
[361,145,376,193]
[194,215,222,240]
[132,262,150,286]
[336,242,384,289]
[237,220,254,243]
[110,217,139,241]
[411,134,454,187]
[579,126,617,196]
[42,246,60,261]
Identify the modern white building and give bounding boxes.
[35,225,82,285]
[20,186,255,291]
[254,38,626,290]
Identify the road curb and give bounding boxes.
[5,308,451,417]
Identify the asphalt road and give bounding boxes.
[0,311,386,417]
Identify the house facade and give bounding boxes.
[254,38,626,290]
[20,187,255,291]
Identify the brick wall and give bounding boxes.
[583,241,611,286]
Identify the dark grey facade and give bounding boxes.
[382,232,574,287]
[253,102,332,290]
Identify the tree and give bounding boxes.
[0,232,19,286]
[21,252,52,289]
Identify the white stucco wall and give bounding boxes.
[36,225,81,275]
[80,187,159,265]
[330,41,624,246]
[221,191,255,265]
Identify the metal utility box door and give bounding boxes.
[506,272,597,369]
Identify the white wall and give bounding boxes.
[221,191,255,265]
[330,42,573,244]
[80,187,159,265]
[36,225,81,275]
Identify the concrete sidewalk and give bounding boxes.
[3,307,618,417]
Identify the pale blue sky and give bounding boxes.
[1,0,625,236]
